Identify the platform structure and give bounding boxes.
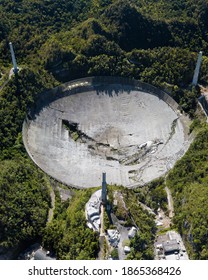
[23,77,191,189]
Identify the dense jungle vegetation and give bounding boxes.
[1,0,208,259]
[42,188,100,260]
[167,126,208,259]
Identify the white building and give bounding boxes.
[128,226,137,238]
[85,190,101,232]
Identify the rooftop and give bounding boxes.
[163,240,180,254]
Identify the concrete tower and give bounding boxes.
[192,51,203,86]
[101,172,107,205]
[9,42,18,74]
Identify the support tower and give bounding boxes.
[9,42,18,74]
[192,51,203,86]
[101,172,107,205]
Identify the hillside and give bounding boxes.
[0,0,208,259]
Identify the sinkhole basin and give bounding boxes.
[23,76,191,189]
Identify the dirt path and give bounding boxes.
[47,188,55,223]
[165,186,174,219]
[0,69,15,92]
[97,204,106,260]
[100,204,105,236]
[155,181,174,229]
